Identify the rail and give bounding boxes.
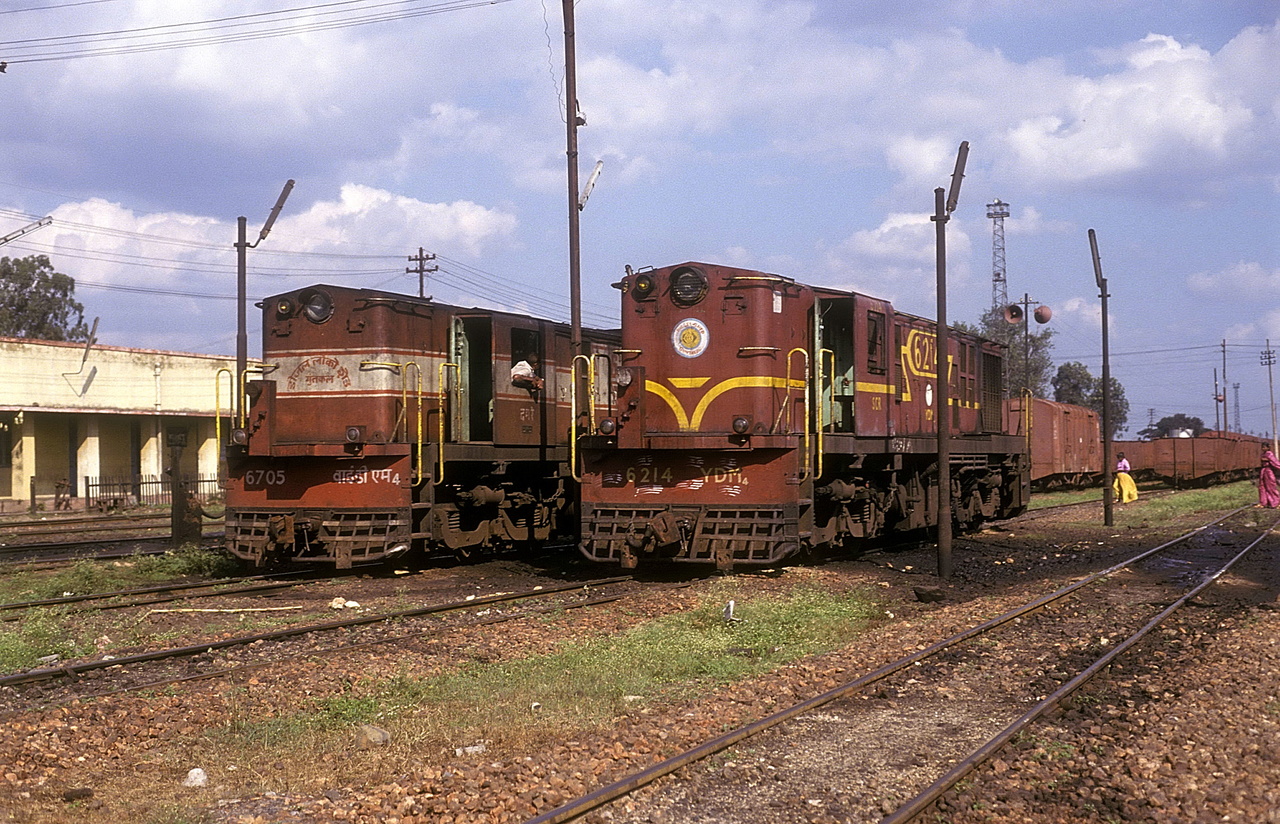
[881,513,1277,823]
[521,507,1263,824]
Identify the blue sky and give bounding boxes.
[0,0,1276,436]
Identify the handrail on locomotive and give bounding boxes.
[436,361,459,486]
[570,351,612,483]
[359,360,425,485]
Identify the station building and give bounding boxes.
[0,336,243,513]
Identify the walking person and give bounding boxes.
[1259,447,1280,508]
[1113,451,1138,504]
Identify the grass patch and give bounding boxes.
[0,607,93,672]
[0,546,240,605]
[1121,480,1255,521]
[1028,480,1256,516]
[212,580,884,760]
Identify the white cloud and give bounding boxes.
[1061,295,1103,329]
[289,184,517,258]
[1188,261,1280,292]
[1000,29,1267,189]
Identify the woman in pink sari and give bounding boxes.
[1260,449,1280,508]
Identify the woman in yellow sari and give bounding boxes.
[1113,451,1138,503]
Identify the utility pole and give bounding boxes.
[932,140,969,580]
[562,0,583,357]
[1212,369,1221,432]
[1221,340,1229,432]
[236,180,295,422]
[407,247,437,299]
[1233,383,1241,433]
[1263,341,1277,455]
[1089,229,1113,527]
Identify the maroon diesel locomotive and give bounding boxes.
[577,262,1029,569]
[223,284,617,568]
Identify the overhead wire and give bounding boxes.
[0,0,517,65]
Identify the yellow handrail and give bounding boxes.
[237,365,275,428]
[361,360,426,484]
[817,347,835,480]
[436,362,459,485]
[786,347,811,482]
[405,361,424,484]
[569,353,595,483]
[214,367,233,481]
[1021,388,1033,455]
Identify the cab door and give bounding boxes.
[493,320,547,447]
[450,315,494,442]
[816,296,856,433]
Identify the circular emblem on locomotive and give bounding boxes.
[672,318,709,359]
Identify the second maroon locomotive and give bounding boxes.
[223,285,616,568]
[577,262,1029,569]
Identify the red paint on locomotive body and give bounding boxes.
[579,262,1029,569]
[224,284,617,568]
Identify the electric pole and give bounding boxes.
[407,247,437,299]
[1263,341,1277,455]
[236,180,294,422]
[1089,229,1113,527]
[933,140,969,580]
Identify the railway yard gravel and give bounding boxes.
[1,503,1278,823]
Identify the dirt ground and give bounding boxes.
[2,498,1278,824]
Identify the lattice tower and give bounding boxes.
[987,199,1010,310]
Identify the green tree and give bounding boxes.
[0,255,90,341]
[1052,361,1130,439]
[1051,361,1094,406]
[1138,413,1206,440]
[971,305,1055,398]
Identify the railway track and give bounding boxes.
[0,567,328,619]
[0,512,223,563]
[0,574,689,713]
[519,507,1278,824]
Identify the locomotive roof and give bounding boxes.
[645,261,1002,349]
[263,283,619,336]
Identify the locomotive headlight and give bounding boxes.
[731,416,751,435]
[345,425,365,443]
[230,428,249,446]
[299,289,334,324]
[615,367,634,388]
[598,418,617,435]
[670,266,709,307]
[631,273,656,301]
